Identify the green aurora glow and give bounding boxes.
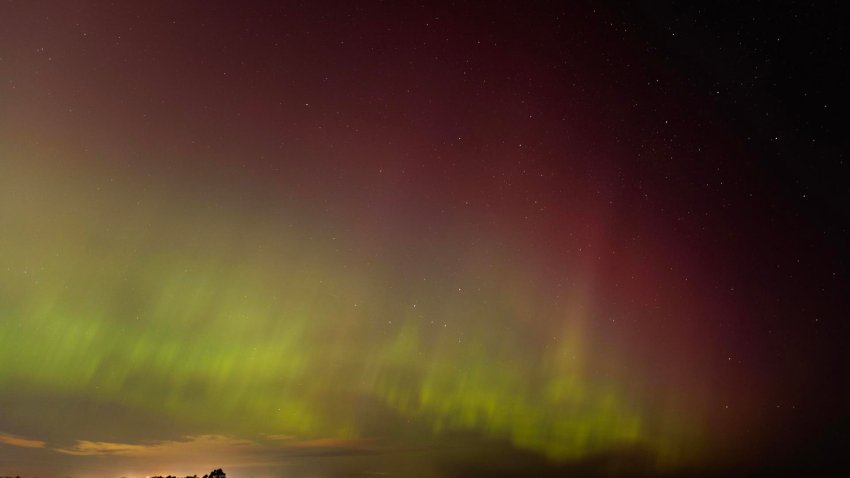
[1,150,704,471]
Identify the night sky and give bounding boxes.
[1,2,848,477]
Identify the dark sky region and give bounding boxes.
[0,2,848,477]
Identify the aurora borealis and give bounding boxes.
[1,2,848,477]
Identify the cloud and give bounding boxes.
[52,435,290,478]
[54,440,150,456]
[289,437,374,450]
[47,434,387,478]
[0,432,47,449]
[262,434,377,457]
[264,434,373,449]
[54,435,257,457]
[54,434,376,459]
[263,434,297,441]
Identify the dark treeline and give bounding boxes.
[149,468,226,478]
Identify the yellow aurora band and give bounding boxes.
[0,147,703,470]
